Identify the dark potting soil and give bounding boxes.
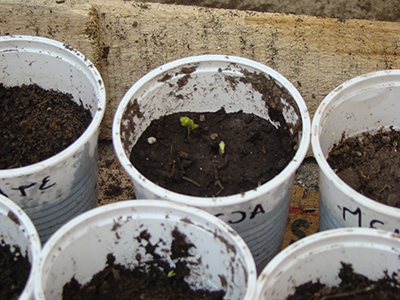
[62,228,225,300]
[0,83,92,169]
[0,241,31,300]
[286,262,400,300]
[327,127,400,208]
[130,109,296,197]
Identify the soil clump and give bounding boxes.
[62,228,225,300]
[327,127,400,208]
[0,242,31,300]
[287,262,400,299]
[0,83,92,169]
[130,108,296,197]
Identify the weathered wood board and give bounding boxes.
[1,0,399,140]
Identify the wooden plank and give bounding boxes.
[95,2,400,139]
[0,2,96,61]
[0,0,399,142]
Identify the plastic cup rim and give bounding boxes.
[0,194,41,300]
[0,35,106,177]
[311,69,400,217]
[257,227,400,292]
[34,199,257,300]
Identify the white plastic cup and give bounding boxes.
[312,70,400,233]
[34,200,257,300]
[256,228,400,299]
[0,194,41,300]
[0,36,106,243]
[113,55,311,273]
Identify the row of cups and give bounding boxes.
[0,35,399,299]
[4,194,400,300]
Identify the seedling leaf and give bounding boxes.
[180,116,199,135]
[219,141,226,156]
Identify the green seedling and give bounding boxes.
[219,141,226,156]
[167,270,176,278]
[180,116,199,135]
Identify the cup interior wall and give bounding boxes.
[257,230,400,299]
[0,42,101,116]
[0,212,33,263]
[318,78,400,156]
[40,205,251,300]
[120,60,303,158]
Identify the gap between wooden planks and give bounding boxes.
[282,185,319,249]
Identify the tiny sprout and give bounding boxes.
[219,141,226,156]
[180,116,199,135]
[167,270,176,278]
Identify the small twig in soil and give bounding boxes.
[246,128,262,143]
[169,163,176,178]
[377,184,390,194]
[214,155,229,170]
[37,98,52,107]
[176,156,186,173]
[182,176,201,188]
[168,143,174,163]
[215,180,224,196]
[319,284,376,299]
[358,170,369,179]
[110,267,121,282]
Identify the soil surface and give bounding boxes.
[0,83,92,169]
[327,127,400,208]
[130,108,296,197]
[0,242,31,300]
[287,262,400,299]
[62,228,225,300]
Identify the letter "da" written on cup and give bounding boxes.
[215,204,266,224]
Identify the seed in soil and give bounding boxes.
[0,83,92,169]
[62,227,225,300]
[0,241,31,300]
[130,108,297,197]
[286,262,400,299]
[327,127,400,208]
